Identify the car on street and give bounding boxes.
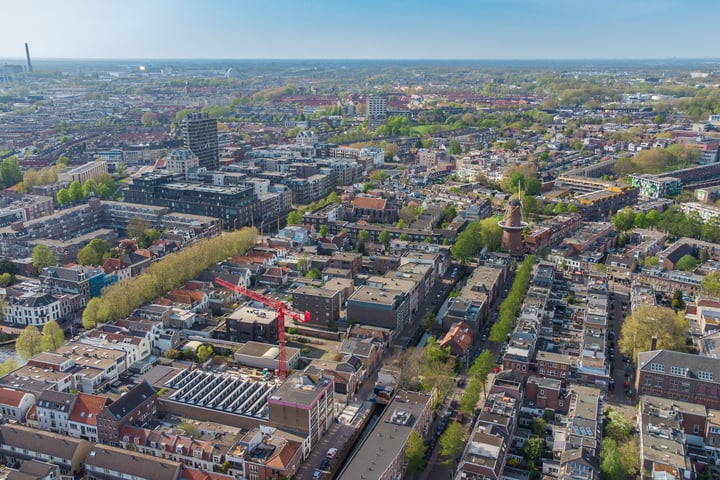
[313,471,323,480]
[319,459,330,470]
[326,448,338,459]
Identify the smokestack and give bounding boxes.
[650,336,658,351]
[24,43,33,73]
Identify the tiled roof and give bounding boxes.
[0,387,28,407]
[352,197,387,210]
[68,393,110,425]
[440,321,473,352]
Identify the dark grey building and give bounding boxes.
[183,112,218,170]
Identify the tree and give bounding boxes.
[703,271,720,296]
[396,219,407,229]
[286,210,302,225]
[356,230,370,250]
[306,268,321,280]
[448,141,463,155]
[553,202,565,215]
[399,205,422,225]
[671,290,686,311]
[421,312,438,333]
[67,180,83,203]
[318,224,328,239]
[566,203,579,213]
[77,238,111,266]
[16,325,42,361]
[165,348,180,360]
[56,188,71,205]
[378,230,390,249]
[468,350,495,397]
[32,244,57,270]
[0,358,18,376]
[197,344,214,363]
[40,320,65,352]
[405,430,427,473]
[459,379,481,415]
[399,233,410,241]
[0,157,22,187]
[440,422,464,464]
[523,437,544,476]
[369,170,389,183]
[81,179,97,199]
[531,417,547,436]
[643,256,659,267]
[619,305,688,362]
[612,207,636,233]
[675,254,699,272]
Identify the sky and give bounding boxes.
[1,0,718,60]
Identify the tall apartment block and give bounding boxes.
[182,112,218,170]
[367,95,387,132]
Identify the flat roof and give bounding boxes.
[340,390,432,480]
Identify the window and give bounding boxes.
[540,389,545,396]
[698,371,714,381]
[650,363,665,373]
[670,366,687,376]
[694,424,700,434]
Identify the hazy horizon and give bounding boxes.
[2,0,719,61]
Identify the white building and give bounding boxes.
[2,281,76,327]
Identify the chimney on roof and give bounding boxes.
[650,336,658,351]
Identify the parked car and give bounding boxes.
[327,448,338,459]
[319,459,330,470]
[313,471,323,480]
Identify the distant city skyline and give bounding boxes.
[2,0,719,61]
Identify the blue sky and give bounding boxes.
[1,0,718,60]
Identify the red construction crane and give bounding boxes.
[214,277,310,379]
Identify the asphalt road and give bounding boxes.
[605,283,639,419]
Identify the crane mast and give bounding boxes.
[214,277,310,379]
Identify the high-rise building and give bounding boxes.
[182,112,218,170]
[367,95,387,132]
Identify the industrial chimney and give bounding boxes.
[650,336,658,351]
[24,43,33,73]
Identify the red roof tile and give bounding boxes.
[68,392,110,425]
[0,387,27,407]
[352,197,387,210]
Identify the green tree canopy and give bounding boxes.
[675,254,699,272]
[56,188,71,205]
[0,157,22,187]
[16,325,43,361]
[40,320,65,352]
[369,170,389,183]
[77,238,112,265]
[619,305,688,362]
[68,180,83,202]
[197,344,214,363]
[702,271,720,296]
[611,207,636,233]
[378,229,391,248]
[440,422,464,465]
[82,179,97,198]
[32,244,57,270]
[405,430,427,473]
[0,358,17,376]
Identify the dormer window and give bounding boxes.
[670,366,687,376]
[650,363,665,373]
